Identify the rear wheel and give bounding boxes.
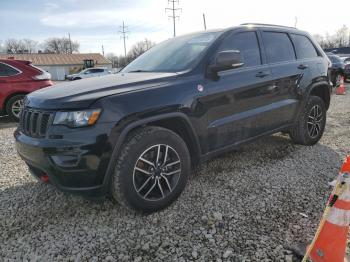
[111,126,191,212]
[6,94,25,121]
[289,96,326,145]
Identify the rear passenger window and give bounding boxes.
[262,32,296,63]
[218,31,261,67]
[291,34,319,59]
[0,63,20,77]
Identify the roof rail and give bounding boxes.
[240,23,296,29]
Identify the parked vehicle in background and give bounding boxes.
[0,59,52,121]
[66,67,111,81]
[15,24,331,212]
[340,56,350,64]
[344,63,350,81]
[327,53,345,86]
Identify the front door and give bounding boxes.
[202,30,277,152]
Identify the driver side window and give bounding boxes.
[217,31,262,68]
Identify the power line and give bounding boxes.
[165,0,181,37]
[118,21,129,57]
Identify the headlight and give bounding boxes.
[53,109,101,128]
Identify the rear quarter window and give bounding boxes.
[262,32,296,63]
[0,62,20,77]
[291,34,319,59]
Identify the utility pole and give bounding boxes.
[102,45,104,56]
[68,33,73,54]
[119,21,129,57]
[294,16,298,28]
[166,0,181,37]
[203,13,207,30]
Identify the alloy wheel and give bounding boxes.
[307,105,323,138]
[133,144,181,201]
[11,99,23,119]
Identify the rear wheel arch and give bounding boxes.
[308,82,331,110]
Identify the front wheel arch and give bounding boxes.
[102,112,201,191]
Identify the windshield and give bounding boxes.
[121,31,221,73]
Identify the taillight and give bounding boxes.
[32,71,51,80]
[29,64,51,80]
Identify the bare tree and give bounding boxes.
[43,37,79,54]
[22,39,38,53]
[334,25,349,47]
[127,39,155,61]
[5,39,26,53]
[313,25,350,49]
[106,39,156,68]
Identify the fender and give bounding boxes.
[307,80,331,109]
[294,80,331,122]
[101,112,202,191]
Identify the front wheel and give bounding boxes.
[289,96,326,145]
[6,94,25,121]
[111,126,191,212]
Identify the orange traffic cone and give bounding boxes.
[302,156,350,262]
[336,76,346,95]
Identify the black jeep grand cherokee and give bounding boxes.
[15,24,331,212]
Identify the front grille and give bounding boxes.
[20,108,54,138]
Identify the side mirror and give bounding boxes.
[212,50,244,73]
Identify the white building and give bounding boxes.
[0,53,112,80]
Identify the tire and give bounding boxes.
[6,94,25,121]
[111,126,191,212]
[73,77,81,81]
[289,96,326,146]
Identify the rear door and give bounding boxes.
[289,33,324,92]
[0,62,21,109]
[260,31,301,126]
[203,30,278,151]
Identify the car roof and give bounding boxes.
[190,23,309,37]
[0,58,31,64]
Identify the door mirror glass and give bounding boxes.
[212,50,244,72]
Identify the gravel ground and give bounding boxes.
[0,86,349,261]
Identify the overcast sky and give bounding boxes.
[1,0,349,55]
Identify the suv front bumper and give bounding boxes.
[14,122,115,196]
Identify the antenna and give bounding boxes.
[203,13,207,30]
[165,0,181,37]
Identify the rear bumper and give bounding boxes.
[14,122,115,196]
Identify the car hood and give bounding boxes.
[26,72,178,109]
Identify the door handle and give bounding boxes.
[298,64,308,70]
[255,71,270,78]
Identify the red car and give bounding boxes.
[0,59,53,121]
